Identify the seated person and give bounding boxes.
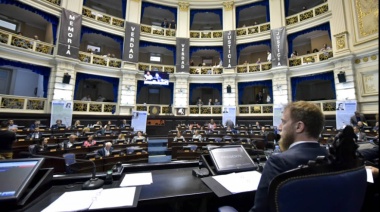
[214,99,221,105]
[144,71,153,81]
[83,135,97,147]
[35,137,49,152]
[71,120,82,129]
[8,120,18,132]
[196,99,203,107]
[61,135,76,149]
[208,119,216,131]
[51,119,66,130]
[173,131,186,142]
[114,133,126,144]
[96,95,105,102]
[97,142,114,157]
[131,131,146,143]
[153,73,162,81]
[30,120,41,131]
[29,127,43,140]
[189,123,201,131]
[225,126,237,135]
[102,126,113,135]
[192,130,202,141]
[119,119,129,128]
[354,126,367,142]
[81,127,91,136]
[373,122,379,132]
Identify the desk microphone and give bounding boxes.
[20,152,104,190]
[192,158,210,178]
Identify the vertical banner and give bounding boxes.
[51,100,73,128]
[270,27,288,67]
[223,30,237,68]
[176,38,190,73]
[131,110,148,133]
[273,104,284,128]
[336,100,357,130]
[57,9,82,59]
[123,21,140,63]
[222,106,237,127]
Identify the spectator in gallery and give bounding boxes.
[302,6,307,11]
[218,58,223,67]
[83,135,97,147]
[291,51,298,58]
[144,71,153,81]
[169,19,176,29]
[94,49,100,55]
[196,98,203,107]
[266,95,271,103]
[256,91,264,104]
[336,103,345,110]
[253,21,258,25]
[207,99,213,105]
[243,60,248,65]
[267,51,271,62]
[96,95,105,102]
[214,99,220,105]
[306,50,311,54]
[161,18,169,28]
[256,58,261,64]
[320,43,331,56]
[312,48,319,53]
[17,31,23,36]
[190,60,194,66]
[81,95,91,101]
[223,107,229,113]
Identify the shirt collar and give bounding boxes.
[289,141,319,149]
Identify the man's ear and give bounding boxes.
[295,121,305,133]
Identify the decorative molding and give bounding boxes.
[222,1,234,11]
[351,0,379,45]
[130,0,141,2]
[360,71,379,96]
[178,2,190,12]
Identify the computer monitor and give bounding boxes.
[41,133,52,138]
[126,147,143,154]
[53,133,65,138]
[93,125,101,130]
[209,145,257,174]
[135,138,145,143]
[103,132,112,136]
[223,137,232,142]
[38,126,47,130]
[324,126,334,131]
[170,130,178,135]
[72,141,83,148]
[85,152,99,159]
[76,125,84,129]
[239,131,247,135]
[184,130,192,135]
[111,149,122,157]
[192,138,200,142]
[176,138,184,142]
[46,144,59,152]
[208,137,216,142]
[115,139,126,144]
[198,130,206,135]
[109,125,116,129]
[211,131,219,135]
[96,140,105,146]
[58,126,66,130]
[183,145,197,151]
[17,126,25,130]
[84,132,95,136]
[0,158,45,203]
[363,126,372,133]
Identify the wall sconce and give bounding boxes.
[126,85,134,91]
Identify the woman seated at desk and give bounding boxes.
[131,131,146,143]
[113,133,127,144]
[192,130,202,142]
[83,135,97,147]
[36,137,49,152]
[174,131,186,142]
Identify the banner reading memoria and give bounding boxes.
[222,106,237,127]
[176,38,190,73]
[223,30,237,68]
[270,27,288,68]
[123,21,140,63]
[51,100,73,128]
[131,110,148,133]
[57,9,82,59]
[336,100,357,130]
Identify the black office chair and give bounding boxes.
[268,157,367,212]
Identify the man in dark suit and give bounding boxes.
[256,91,263,104]
[350,111,367,126]
[51,119,66,130]
[97,142,114,157]
[29,127,43,140]
[250,101,328,212]
[353,126,367,142]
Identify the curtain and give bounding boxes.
[236,0,270,27]
[284,0,290,17]
[122,0,126,19]
[190,9,223,29]
[75,72,119,102]
[0,0,59,44]
[136,80,174,104]
[81,26,124,56]
[140,41,176,65]
[237,39,271,61]
[291,71,335,101]
[287,22,331,57]
[141,1,177,24]
[0,58,50,98]
[189,83,223,103]
[190,46,223,60]
[237,80,273,104]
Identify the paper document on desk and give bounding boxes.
[120,172,153,187]
[42,189,102,212]
[89,187,136,209]
[212,171,262,194]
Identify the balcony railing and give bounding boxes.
[42,0,61,6]
[135,104,172,115]
[73,101,117,113]
[79,51,122,68]
[286,2,329,26]
[0,29,54,55]
[238,104,274,115]
[236,62,272,73]
[82,6,125,28]
[288,50,333,67]
[189,106,223,115]
[188,66,223,75]
[138,63,175,73]
[236,23,271,37]
[190,30,223,39]
[140,24,176,37]
[0,95,46,111]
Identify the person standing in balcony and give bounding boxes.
[267,51,272,62]
[81,95,91,101]
[256,58,261,64]
[256,91,264,104]
[169,19,176,29]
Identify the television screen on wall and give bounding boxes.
[144,71,169,86]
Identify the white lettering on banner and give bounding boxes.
[181,43,185,69]
[65,14,76,56]
[276,30,281,66]
[128,26,136,59]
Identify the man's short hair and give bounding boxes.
[1,120,9,128]
[284,101,324,139]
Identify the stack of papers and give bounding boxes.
[212,171,262,194]
[42,187,136,211]
[120,172,153,187]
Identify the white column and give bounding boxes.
[222,74,237,106]
[333,56,356,101]
[269,0,286,29]
[222,1,235,30]
[119,69,138,115]
[271,68,289,106]
[173,73,190,108]
[61,0,84,13]
[126,0,142,23]
[177,2,190,38]
[328,0,351,56]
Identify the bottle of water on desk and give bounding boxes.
[272,145,281,155]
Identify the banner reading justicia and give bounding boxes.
[270,27,288,68]
[57,9,82,59]
[223,30,237,68]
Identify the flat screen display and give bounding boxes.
[209,145,257,174]
[144,71,169,86]
[0,158,44,202]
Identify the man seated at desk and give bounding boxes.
[97,142,114,157]
[131,131,146,143]
[29,127,43,140]
[192,130,202,142]
[60,135,77,149]
[51,119,66,130]
[8,119,18,132]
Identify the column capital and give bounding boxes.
[222,1,234,11]
[178,2,190,12]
